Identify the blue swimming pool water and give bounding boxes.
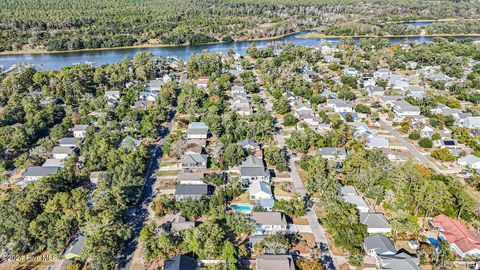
[428,237,440,248]
[232,204,253,212]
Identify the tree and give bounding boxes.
[408,132,420,140]
[133,52,155,82]
[431,148,456,162]
[223,144,246,167]
[283,113,299,126]
[261,234,290,254]
[273,193,306,217]
[273,98,291,115]
[418,138,432,148]
[354,104,371,114]
[263,145,288,172]
[298,257,324,270]
[431,133,441,140]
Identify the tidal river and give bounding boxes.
[0,30,479,71]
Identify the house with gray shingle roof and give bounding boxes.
[316,147,347,161]
[252,211,288,235]
[249,180,273,200]
[174,184,209,200]
[364,234,397,258]
[256,254,295,270]
[24,166,60,182]
[240,155,269,184]
[360,213,392,234]
[52,146,74,160]
[181,154,208,170]
[186,122,208,139]
[378,252,421,270]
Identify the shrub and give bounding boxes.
[418,138,432,148]
[431,133,441,140]
[408,132,421,140]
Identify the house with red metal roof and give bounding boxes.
[430,214,480,258]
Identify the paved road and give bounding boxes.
[259,89,338,270]
[117,107,176,270]
[378,119,442,173]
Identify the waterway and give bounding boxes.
[0,30,479,71]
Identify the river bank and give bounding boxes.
[0,31,301,57]
[296,32,480,39]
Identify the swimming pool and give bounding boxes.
[428,237,440,248]
[231,204,253,213]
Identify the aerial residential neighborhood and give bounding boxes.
[1,5,480,270]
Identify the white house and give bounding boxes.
[51,146,74,160]
[366,137,390,149]
[325,99,353,113]
[72,125,88,138]
[463,116,480,129]
[186,122,209,140]
[24,166,60,183]
[343,194,371,213]
[249,181,273,200]
[360,213,392,234]
[458,155,480,169]
[393,100,420,119]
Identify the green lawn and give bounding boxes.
[156,170,180,177]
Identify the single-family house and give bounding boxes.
[343,194,371,213]
[252,211,288,235]
[24,166,60,182]
[174,184,209,200]
[364,234,397,258]
[176,172,205,185]
[254,199,275,211]
[431,214,480,258]
[42,158,65,168]
[238,139,260,151]
[163,254,197,270]
[186,122,209,140]
[377,252,421,270]
[256,254,295,270]
[366,137,390,149]
[316,147,347,161]
[171,215,196,232]
[366,85,385,98]
[145,79,163,92]
[380,96,403,107]
[58,137,78,148]
[344,67,360,77]
[64,233,86,260]
[393,100,420,119]
[120,135,141,150]
[360,213,392,234]
[249,181,273,200]
[340,185,358,197]
[105,90,121,107]
[181,153,208,170]
[433,139,459,149]
[325,99,353,113]
[420,126,435,139]
[463,116,480,129]
[374,68,391,80]
[458,155,480,169]
[240,155,270,184]
[196,76,209,88]
[52,146,74,160]
[89,171,106,185]
[72,125,88,138]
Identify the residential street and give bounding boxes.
[259,89,340,270]
[117,108,176,270]
[378,119,442,174]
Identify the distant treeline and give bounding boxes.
[0,0,479,52]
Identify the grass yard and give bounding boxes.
[156,170,179,177]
